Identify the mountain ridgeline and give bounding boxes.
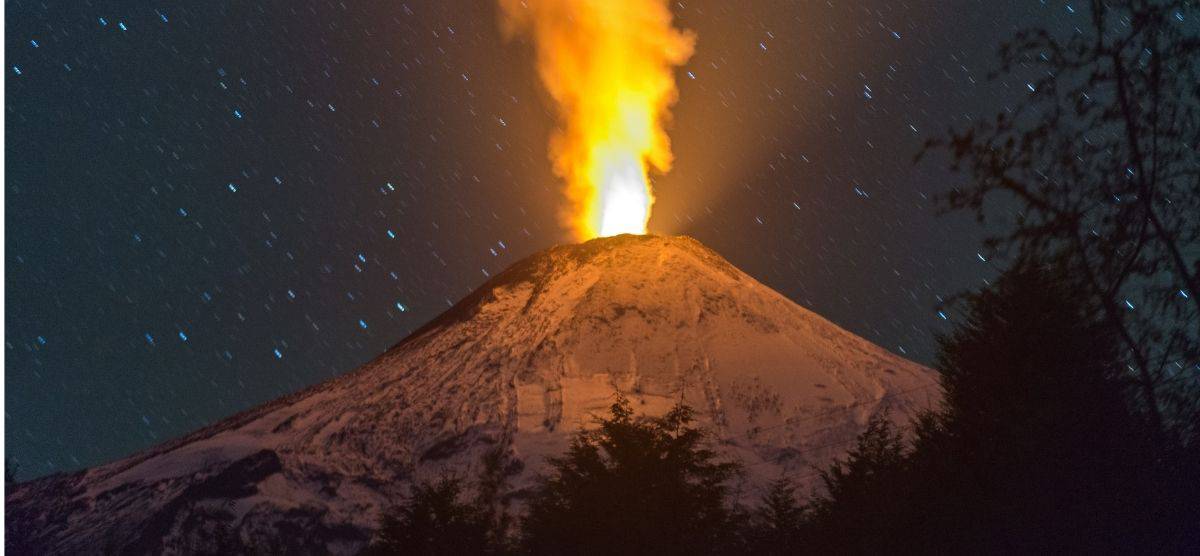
[6,235,936,554]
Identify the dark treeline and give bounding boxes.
[362,261,1199,555]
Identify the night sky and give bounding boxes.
[6,1,1073,479]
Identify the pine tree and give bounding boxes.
[363,476,497,556]
[913,262,1161,552]
[804,412,914,554]
[521,396,742,555]
[746,478,806,555]
[796,262,1195,552]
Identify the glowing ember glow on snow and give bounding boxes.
[499,0,695,239]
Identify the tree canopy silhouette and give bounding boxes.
[922,0,1199,437]
[521,397,743,555]
[798,261,1197,553]
[363,476,499,556]
[743,478,806,555]
[912,261,1175,552]
[805,412,913,554]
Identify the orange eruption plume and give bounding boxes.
[499,0,695,239]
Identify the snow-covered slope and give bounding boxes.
[6,234,938,554]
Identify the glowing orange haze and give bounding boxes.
[499,0,695,239]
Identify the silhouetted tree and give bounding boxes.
[744,478,806,555]
[913,262,1168,551]
[796,261,1198,552]
[521,397,742,555]
[363,476,498,556]
[923,0,1199,436]
[475,446,517,551]
[805,412,915,554]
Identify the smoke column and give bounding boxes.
[499,0,695,239]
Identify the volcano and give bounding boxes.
[7,235,937,554]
